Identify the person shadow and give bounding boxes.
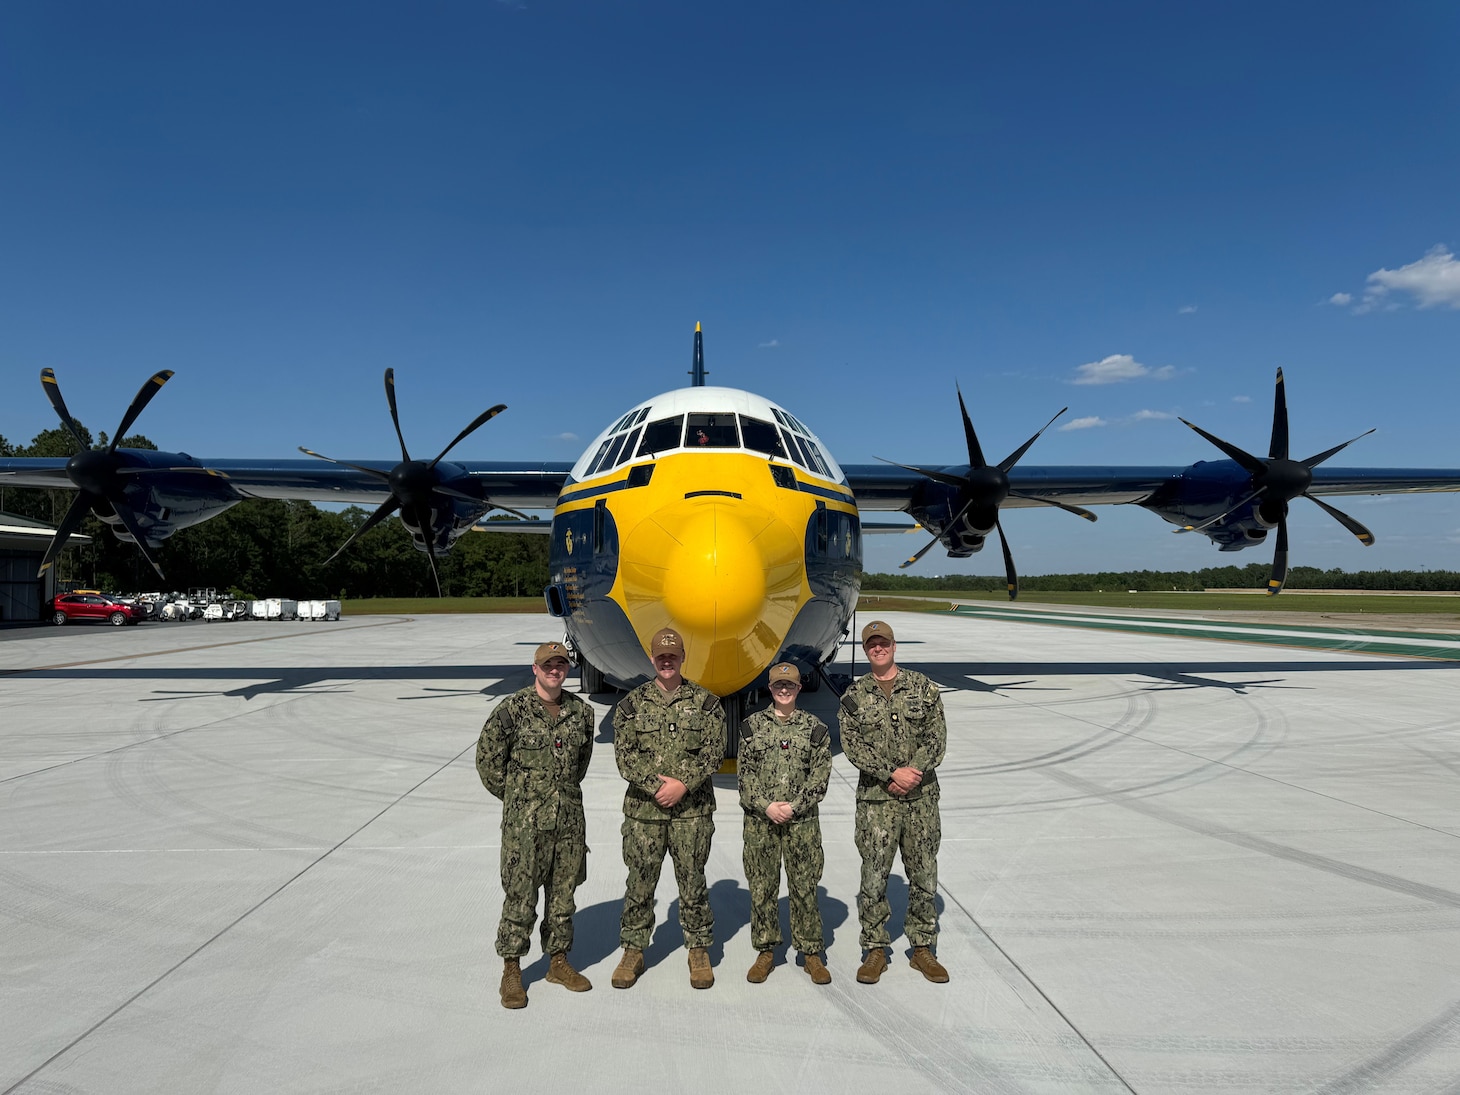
[521,896,626,985]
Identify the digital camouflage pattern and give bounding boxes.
[476,684,595,959]
[839,668,947,949]
[738,707,832,953]
[613,679,726,950]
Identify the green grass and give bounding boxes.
[341,596,548,615]
[858,589,1460,617]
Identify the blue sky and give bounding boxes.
[2,2,1457,575]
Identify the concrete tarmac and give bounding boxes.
[3,610,1460,1094]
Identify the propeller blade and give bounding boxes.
[1300,428,1376,470]
[384,369,411,463]
[995,517,1018,600]
[110,370,174,453]
[422,530,443,598]
[1007,491,1098,522]
[1305,493,1376,546]
[996,407,1068,474]
[296,447,393,482]
[1269,367,1288,462]
[429,404,508,468]
[39,369,90,451]
[873,457,972,490]
[1267,516,1288,595]
[898,531,943,570]
[956,386,987,469]
[898,498,975,570]
[324,497,402,564]
[1171,487,1266,535]
[101,487,167,579]
[37,493,96,576]
[1178,418,1265,475]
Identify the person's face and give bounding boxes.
[653,650,683,683]
[769,679,801,705]
[533,656,570,690]
[863,636,896,670]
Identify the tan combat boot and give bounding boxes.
[688,946,715,989]
[500,957,527,1009]
[610,946,644,989]
[910,946,950,983]
[856,948,888,984]
[803,952,832,985]
[746,950,774,983]
[546,952,592,992]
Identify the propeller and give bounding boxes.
[878,386,1097,599]
[35,368,177,579]
[1176,368,1375,594]
[300,369,519,595]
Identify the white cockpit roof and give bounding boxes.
[569,386,846,484]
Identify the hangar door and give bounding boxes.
[0,550,43,622]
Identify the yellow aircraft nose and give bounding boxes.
[618,496,807,695]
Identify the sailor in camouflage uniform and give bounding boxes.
[610,627,726,990]
[738,662,833,985]
[476,641,596,1009]
[838,620,951,985]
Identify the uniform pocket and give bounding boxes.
[515,731,553,769]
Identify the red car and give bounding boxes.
[50,593,147,626]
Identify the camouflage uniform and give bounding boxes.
[738,707,832,954]
[476,685,595,959]
[613,679,726,951]
[838,669,947,950]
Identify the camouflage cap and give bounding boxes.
[860,620,895,645]
[648,627,684,656]
[534,641,570,666]
[768,662,802,687]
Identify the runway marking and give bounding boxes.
[949,604,1460,660]
[0,616,410,677]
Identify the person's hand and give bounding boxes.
[766,801,794,824]
[655,775,687,808]
[889,766,923,795]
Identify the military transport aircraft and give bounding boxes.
[4,326,1459,739]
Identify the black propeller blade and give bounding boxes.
[301,369,514,595]
[879,386,1097,599]
[35,368,176,580]
[1178,368,1375,595]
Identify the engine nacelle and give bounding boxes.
[906,476,994,556]
[1138,459,1282,553]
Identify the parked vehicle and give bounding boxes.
[50,593,148,627]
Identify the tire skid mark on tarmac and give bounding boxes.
[0,738,474,1095]
[1311,997,1460,1094]
[1045,766,1460,910]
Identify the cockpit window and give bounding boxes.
[795,434,831,477]
[686,414,739,448]
[740,416,786,458]
[637,416,684,456]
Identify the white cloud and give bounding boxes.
[1232,395,1252,403]
[550,432,579,443]
[757,339,780,349]
[1338,246,1460,313]
[1129,409,1174,421]
[1178,305,1198,314]
[1071,354,1177,385]
[1059,416,1107,431]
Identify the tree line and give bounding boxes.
[1,427,549,599]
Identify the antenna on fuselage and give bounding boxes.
[689,322,707,387]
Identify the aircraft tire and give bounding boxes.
[722,692,744,758]
[579,657,606,695]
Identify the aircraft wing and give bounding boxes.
[841,464,1460,511]
[198,459,575,508]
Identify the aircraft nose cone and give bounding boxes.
[662,507,768,634]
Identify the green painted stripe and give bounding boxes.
[947,604,1460,661]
